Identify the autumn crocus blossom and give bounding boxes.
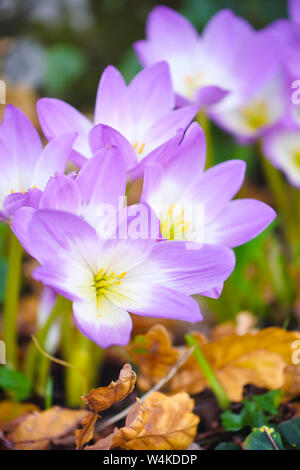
[0,104,76,222]
[262,125,300,188]
[16,209,235,348]
[37,61,198,178]
[141,122,276,248]
[134,6,279,113]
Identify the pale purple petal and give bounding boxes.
[94,65,131,135]
[200,284,224,299]
[194,86,230,107]
[73,297,132,348]
[142,122,206,204]
[0,105,42,189]
[32,132,77,189]
[118,282,202,323]
[127,62,174,130]
[127,129,184,181]
[205,199,276,247]
[183,160,246,223]
[289,0,300,26]
[134,241,235,295]
[32,260,86,301]
[146,5,198,53]
[11,207,36,256]
[145,105,198,153]
[202,9,252,68]
[75,146,126,211]
[89,124,137,170]
[3,192,31,219]
[133,40,158,67]
[37,98,92,159]
[26,209,100,268]
[39,174,81,213]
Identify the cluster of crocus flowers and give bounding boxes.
[1,6,279,349]
[134,3,300,187]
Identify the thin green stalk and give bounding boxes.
[185,333,230,410]
[65,331,104,407]
[196,110,213,168]
[3,232,23,369]
[24,295,69,386]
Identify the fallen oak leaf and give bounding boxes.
[128,325,181,391]
[75,411,98,450]
[88,392,199,451]
[7,406,87,450]
[82,363,136,413]
[171,328,300,401]
[129,325,300,402]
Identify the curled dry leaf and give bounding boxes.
[88,392,199,451]
[129,325,300,402]
[82,363,136,413]
[75,411,98,450]
[7,406,87,450]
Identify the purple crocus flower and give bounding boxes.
[0,104,76,222]
[134,6,279,112]
[141,122,276,248]
[37,62,198,178]
[14,209,235,347]
[262,123,300,188]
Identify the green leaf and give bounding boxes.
[278,417,300,449]
[215,442,240,450]
[244,426,284,450]
[242,400,268,428]
[221,409,245,432]
[0,366,31,401]
[252,390,282,416]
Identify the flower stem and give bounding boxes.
[24,295,68,387]
[185,333,230,410]
[196,110,213,168]
[3,232,23,369]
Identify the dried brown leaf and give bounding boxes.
[89,392,199,451]
[7,406,87,450]
[75,411,98,450]
[130,325,300,402]
[128,325,180,391]
[82,363,136,413]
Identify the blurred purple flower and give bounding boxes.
[262,124,300,188]
[13,209,235,347]
[0,105,76,222]
[134,6,279,115]
[37,62,198,178]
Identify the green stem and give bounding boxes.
[24,295,69,387]
[65,327,104,407]
[185,333,230,410]
[258,146,298,249]
[196,110,213,168]
[3,232,23,369]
